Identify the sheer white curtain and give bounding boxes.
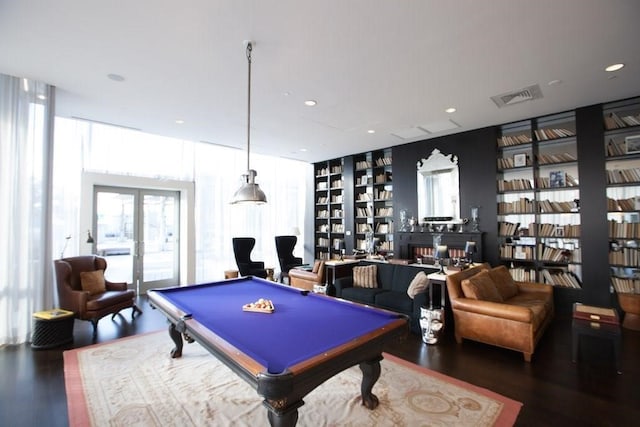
[52,119,308,285]
[0,74,55,345]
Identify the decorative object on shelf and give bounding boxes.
[231,41,267,205]
[470,207,480,232]
[399,209,409,232]
[513,153,527,167]
[86,230,94,244]
[625,135,640,154]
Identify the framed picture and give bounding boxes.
[549,171,566,188]
[513,153,527,167]
[625,135,640,154]
[555,226,564,237]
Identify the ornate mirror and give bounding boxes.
[417,149,460,222]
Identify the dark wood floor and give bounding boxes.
[1,296,638,427]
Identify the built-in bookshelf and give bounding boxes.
[496,112,582,288]
[351,149,394,254]
[314,158,345,260]
[604,97,640,295]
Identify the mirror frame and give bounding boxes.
[417,148,460,222]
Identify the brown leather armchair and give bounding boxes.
[288,260,325,291]
[54,256,142,338]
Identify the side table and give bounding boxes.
[31,309,75,349]
[571,303,621,374]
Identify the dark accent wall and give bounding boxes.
[392,126,499,265]
[576,105,610,306]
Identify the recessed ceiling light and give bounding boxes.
[107,73,125,82]
[37,94,47,100]
[445,107,456,114]
[547,79,562,86]
[605,63,624,72]
[300,148,308,152]
[367,129,375,134]
[304,100,317,107]
[175,119,184,124]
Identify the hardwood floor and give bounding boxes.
[1,296,638,427]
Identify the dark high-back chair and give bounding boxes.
[53,255,142,339]
[275,235,304,282]
[232,237,268,278]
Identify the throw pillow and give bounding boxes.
[460,270,503,303]
[80,270,106,296]
[488,265,519,300]
[407,271,429,299]
[353,265,378,288]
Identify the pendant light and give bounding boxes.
[231,41,267,204]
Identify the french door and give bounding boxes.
[92,186,180,294]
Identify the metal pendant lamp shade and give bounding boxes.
[231,41,267,205]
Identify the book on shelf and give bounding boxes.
[604,112,640,130]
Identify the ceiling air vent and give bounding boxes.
[491,84,543,108]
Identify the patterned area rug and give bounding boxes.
[64,331,521,426]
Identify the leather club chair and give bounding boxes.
[289,260,325,291]
[54,255,142,338]
[274,235,304,283]
[232,237,268,278]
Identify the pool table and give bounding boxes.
[147,276,408,427]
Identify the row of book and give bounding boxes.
[355,160,373,170]
[609,248,640,266]
[356,207,373,218]
[316,196,328,204]
[536,174,579,188]
[316,182,328,190]
[375,222,393,233]
[374,189,393,200]
[356,193,373,202]
[331,209,342,218]
[317,237,329,247]
[498,221,520,235]
[498,198,535,214]
[497,156,530,169]
[604,112,640,130]
[375,207,393,217]
[609,220,640,238]
[537,152,577,164]
[606,138,629,156]
[331,195,343,203]
[374,172,392,184]
[527,222,581,237]
[331,224,344,233]
[506,267,537,282]
[330,165,343,174]
[316,167,330,177]
[607,197,638,211]
[533,128,575,141]
[357,175,371,186]
[610,277,640,293]
[606,168,640,184]
[537,199,579,213]
[499,244,534,260]
[316,210,329,218]
[497,133,532,147]
[330,179,343,189]
[497,178,533,191]
[356,223,373,233]
[540,269,581,288]
[538,245,579,263]
[375,157,392,167]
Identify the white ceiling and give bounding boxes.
[2,0,640,163]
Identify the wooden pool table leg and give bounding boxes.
[168,322,184,358]
[359,356,382,410]
[266,405,299,427]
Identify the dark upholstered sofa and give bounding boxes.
[333,260,438,333]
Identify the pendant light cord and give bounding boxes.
[246,42,252,172]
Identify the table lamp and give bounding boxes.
[434,245,449,273]
[464,241,477,264]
